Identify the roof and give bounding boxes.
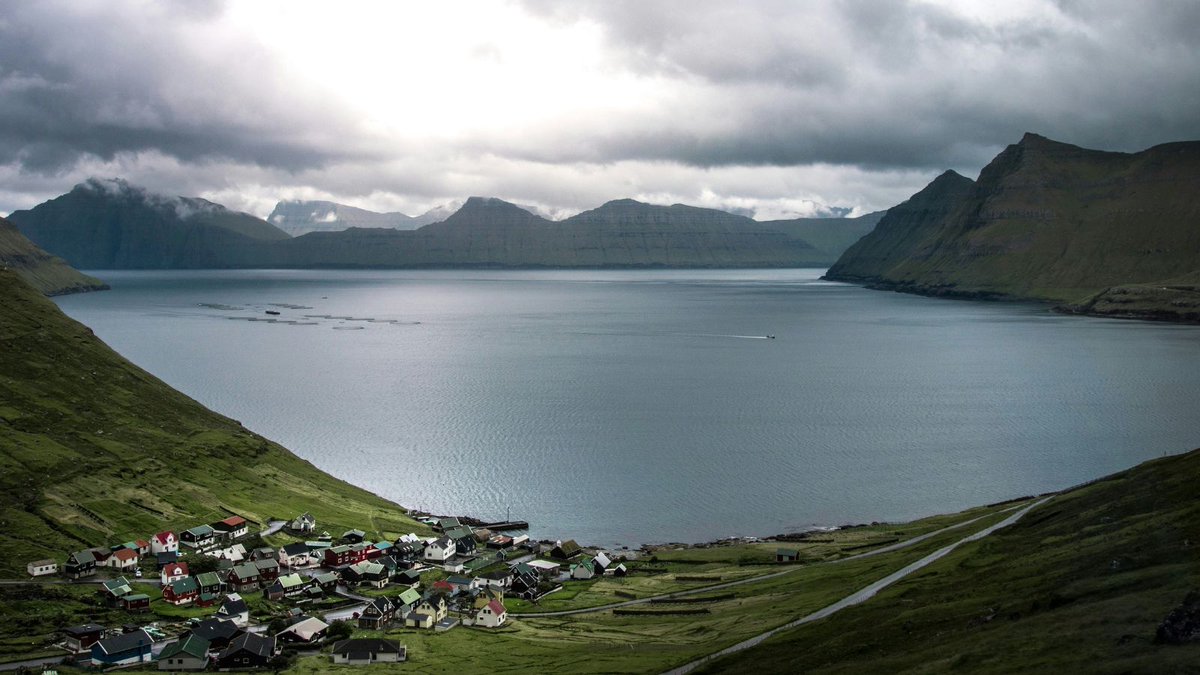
[153,531,175,544]
[485,599,506,615]
[277,573,306,589]
[445,526,474,541]
[343,529,366,538]
[221,515,247,527]
[398,588,421,606]
[282,542,309,556]
[159,634,210,660]
[254,558,279,571]
[122,593,149,602]
[164,562,189,576]
[277,616,328,641]
[185,524,214,537]
[111,548,138,562]
[64,623,105,636]
[314,572,339,584]
[68,550,95,565]
[28,558,56,566]
[102,577,132,596]
[196,571,222,587]
[230,562,259,578]
[437,517,462,529]
[95,629,152,655]
[135,539,150,549]
[169,577,200,595]
[190,618,241,642]
[446,575,472,585]
[554,539,582,556]
[218,632,274,660]
[219,596,249,616]
[332,638,403,656]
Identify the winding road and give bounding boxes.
[515,502,1025,619]
[662,496,1053,675]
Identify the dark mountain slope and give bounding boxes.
[826,134,1200,308]
[8,178,289,269]
[0,216,107,296]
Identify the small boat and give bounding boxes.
[766,334,775,339]
[265,310,281,315]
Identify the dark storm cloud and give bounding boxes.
[518,0,1200,169]
[0,1,369,174]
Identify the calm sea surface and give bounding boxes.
[55,269,1200,547]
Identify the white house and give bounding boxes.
[210,543,247,563]
[27,559,58,577]
[290,512,316,534]
[161,562,189,585]
[150,531,178,554]
[423,537,456,562]
[107,548,139,571]
[475,599,507,628]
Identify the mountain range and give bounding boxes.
[9,182,879,269]
[826,133,1200,321]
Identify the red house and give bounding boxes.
[163,577,200,606]
[323,544,370,568]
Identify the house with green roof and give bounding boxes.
[157,634,210,671]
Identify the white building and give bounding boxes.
[475,599,508,628]
[423,537,456,562]
[27,559,58,577]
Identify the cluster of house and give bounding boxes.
[31,515,252,582]
[44,511,633,669]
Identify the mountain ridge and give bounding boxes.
[825,133,1200,317]
[13,185,877,269]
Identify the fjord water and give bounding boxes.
[55,269,1200,547]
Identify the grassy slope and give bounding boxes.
[0,217,107,297]
[0,269,426,576]
[699,448,1200,674]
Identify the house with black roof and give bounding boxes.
[62,623,104,652]
[215,632,276,670]
[64,550,96,579]
[331,638,406,665]
[184,618,242,651]
[90,628,153,667]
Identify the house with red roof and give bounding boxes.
[211,515,249,542]
[161,562,190,585]
[475,599,508,628]
[151,531,178,554]
[107,548,139,571]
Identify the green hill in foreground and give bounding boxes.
[0,216,107,297]
[826,134,1200,322]
[0,269,424,576]
[700,447,1200,674]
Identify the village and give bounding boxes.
[22,511,650,671]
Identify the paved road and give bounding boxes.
[515,505,1014,619]
[662,496,1053,675]
[261,520,287,537]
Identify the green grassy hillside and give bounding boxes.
[0,269,425,575]
[0,217,107,297]
[826,134,1200,316]
[700,447,1200,674]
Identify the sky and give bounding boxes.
[2,0,1198,221]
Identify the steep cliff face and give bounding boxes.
[8,178,289,269]
[824,172,975,283]
[826,134,1200,303]
[0,216,108,295]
